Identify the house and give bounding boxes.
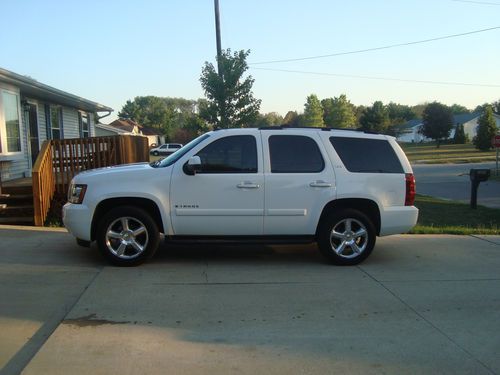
[95,119,165,146]
[396,113,500,143]
[0,67,113,182]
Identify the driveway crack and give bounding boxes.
[0,266,104,375]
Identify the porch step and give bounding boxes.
[0,194,33,205]
[0,216,34,225]
[0,205,34,218]
[1,185,33,195]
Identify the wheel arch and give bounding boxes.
[91,197,164,241]
[316,198,381,237]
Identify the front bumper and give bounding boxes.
[62,203,93,241]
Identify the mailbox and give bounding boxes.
[469,168,490,209]
[470,169,490,182]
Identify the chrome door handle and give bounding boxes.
[237,182,260,189]
[309,181,332,188]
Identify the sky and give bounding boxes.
[1,0,499,122]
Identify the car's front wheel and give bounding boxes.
[152,151,159,156]
[317,209,376,265]
[96,206,160,266]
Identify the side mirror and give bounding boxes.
[184,155,202,175]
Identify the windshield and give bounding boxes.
[151,133,210,168]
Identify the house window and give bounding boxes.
[46,105,63,139]
[0,89,22,154]
[79,112,89,138]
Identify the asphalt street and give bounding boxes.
[1,226,500,375]
[412,162,500,208]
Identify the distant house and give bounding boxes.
[0,67,113,182]
[396,113,500,143]
[95,119,165,146]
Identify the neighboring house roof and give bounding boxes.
[452,113,480,125]
[396,113,486,131]
[0,67,113,113]
[139,125,162,136]
[95,123,132,134]
[397,119,423,130]
[108,119,142,133]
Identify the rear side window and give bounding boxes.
[269,135,324,173]
[329,137,403,173]
[196,135,257,173]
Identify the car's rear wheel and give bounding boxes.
[317,209,376,265]
[96,206,160,266]
[153,151,159,156]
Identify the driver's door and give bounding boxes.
[170,132,264,235]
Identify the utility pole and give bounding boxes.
[214,0,223,78]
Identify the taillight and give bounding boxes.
[405,173,416,206]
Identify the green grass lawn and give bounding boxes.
[400,142,497,164]
[411,195,500,235]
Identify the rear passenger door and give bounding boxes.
[261,131,336,235]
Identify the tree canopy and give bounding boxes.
[359,101,389,133]
[118,96,208,141]
[200,49,261,129]
[303,94,324,127]
[321,94,356,128]
[421,102,453,147]
[474,105,497,150]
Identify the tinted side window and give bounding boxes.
[196,135,257,173]
[329,137,403,173]
[269,135,324,173]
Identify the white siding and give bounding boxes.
[61,107,80,139]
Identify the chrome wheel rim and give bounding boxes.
[329,218,368,259]
[105,217,149,259]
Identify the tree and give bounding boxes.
[386,102,416,124]
[283,111,300,126]
[200,49,261,129]
[359,101,389,133]
[421,102,453,147]
[118,96,208,141]
[453,124,467,144]
[303,94,324,127]
[449,103,470,115]
[118,96,176,135]
[474,105,498,151]
[321,94,356,128]
[252,112,284,127]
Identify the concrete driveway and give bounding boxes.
[1,226,499,375]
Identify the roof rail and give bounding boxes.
[258,125,376,134]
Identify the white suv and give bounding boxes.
[63,127,418,266]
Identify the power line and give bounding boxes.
[250,67,500,88]
[249,26,500,65]
[452,0,500,5]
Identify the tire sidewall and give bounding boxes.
[96,206,160,266]
[318,208,376,265]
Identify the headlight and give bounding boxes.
[68,184,87,204]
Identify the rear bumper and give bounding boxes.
[379,206,419,236]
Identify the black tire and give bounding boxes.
[96,206,160,266]
[317,209,376,265]
[153,151,159,156]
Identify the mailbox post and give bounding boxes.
[469,169,490,209]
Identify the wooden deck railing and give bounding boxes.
[32,135,149,226]
[32,141,55,226]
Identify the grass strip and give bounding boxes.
[410,195,500,235]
